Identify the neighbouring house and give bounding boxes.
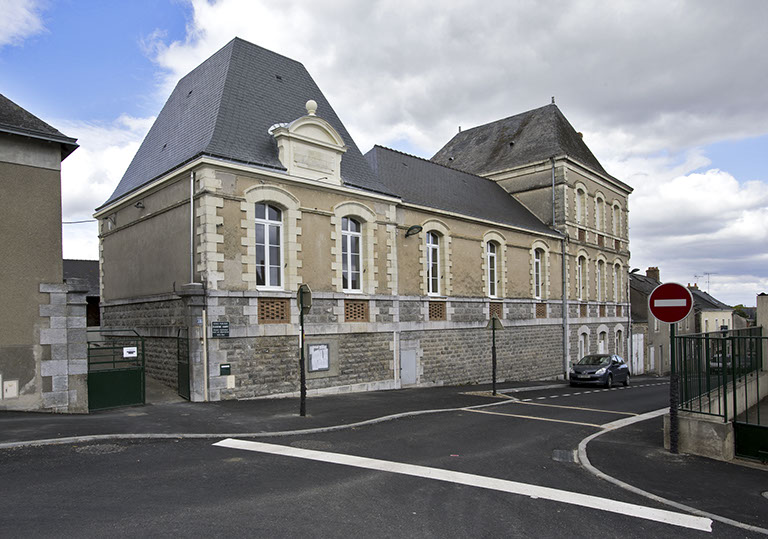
[630,266,736,375]
[63,259,101,327]
[95,37,633,402]
[0,93,88,412]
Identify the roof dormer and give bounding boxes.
[270,100,347,185]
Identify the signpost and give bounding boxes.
[486,314,503,396]
[649,282,693,454]
[297,284,312,417]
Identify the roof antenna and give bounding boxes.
[551,96,555,104]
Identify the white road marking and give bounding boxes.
[214,438,712,532]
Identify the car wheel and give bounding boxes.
[623,374,630,387]
[605,374,613,388]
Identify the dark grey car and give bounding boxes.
[569,354,630,388]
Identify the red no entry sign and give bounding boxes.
[648,282,693,324]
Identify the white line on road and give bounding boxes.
[214,438,712,533]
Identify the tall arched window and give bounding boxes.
[576,189,586,224]
[613,205,621,236]
[613,264,619,301]
[255,203,282,287]
[577,256,586,300]
[578,332,588,359]
[342,217,361,291]
[427,231,440,295]
[598,331,607,353]
[595,196,605,231]
[616,329,624,356]
[534,249,543,299]
[596,260,604,301]
[487,241,498,297]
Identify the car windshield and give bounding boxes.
[577,355,611,366]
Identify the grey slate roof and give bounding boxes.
[431,104,623,186]
[101,37,392,208]
[63,259,100,296]
[0,93,78,159]
[365,146,557,236]
[690,287,732,311]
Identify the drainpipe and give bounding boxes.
[190,171,195,284]
[562,237,569,375]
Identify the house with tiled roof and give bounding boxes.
[95,37,632,402]
[0,94,89,412]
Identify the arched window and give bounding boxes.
[616,329,624,356]
[613,204,621,236]
[487,241,498,297]
[595,196,605,231]
[613,264,619,301]
[254,203,282,287]
[577,256,586,300]
[534,249,543,299]
[427,231,440,295]
[341,217,361,291]
[576,189,586,224]
[578,332,588,359]
[599,331,607,353]
[596,260,604,301]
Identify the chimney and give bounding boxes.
[646,267,660,282]
[689,283,699,290]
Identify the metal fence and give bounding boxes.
[673,327,764,422]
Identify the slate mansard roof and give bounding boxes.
[101,38,392,208]
[366,146,556,236]
[0,93,78,159]
[432,104,628,190]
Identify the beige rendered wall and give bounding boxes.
[99,177,191,300]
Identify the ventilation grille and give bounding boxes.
[345,300,369,322]
[616,305,623,317]
[599,305,606,317]
[258,298,290,324]
[580,304,588,318]
[578,229,586,242]
[429,301,446,321]
[536,303,547,318]
[597,234,604,247]
[489,302,503,320]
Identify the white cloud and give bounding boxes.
[58,115,154,259]
[0,0,45,47]
[124,0,768,305]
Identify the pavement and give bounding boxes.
[1,377,767,534]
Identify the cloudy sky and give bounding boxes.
[2,0,767,306]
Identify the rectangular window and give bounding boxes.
[534,250,542,299]
[255,203,282,288]
[427,232,440,295]
[342,217,362,291]
[487,242,497,297]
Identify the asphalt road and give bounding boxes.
[1,380,764,538]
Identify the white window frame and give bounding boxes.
[254,203,283,289]
[613,265,619,301]
[427,231,440,296]
[577,256,586,300]
[534,249,542,299]
[487,241,498,298]
[613,204,621,236]
[595,196,605,231]
[596,261,603,302]
[576,189,585,224]
[341,217,362,292]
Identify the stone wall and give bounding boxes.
[101,296,189,389]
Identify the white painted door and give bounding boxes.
[401,349,417,386]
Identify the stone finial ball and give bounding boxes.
[306,99,318,115]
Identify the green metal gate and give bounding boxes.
[673,327,767,461]
[177,328,190,400]
[87,330,145,411]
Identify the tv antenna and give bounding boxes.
[702,272,718,293]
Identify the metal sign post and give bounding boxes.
[486,314,503,396]
[648,282,693,454]
[297,284,312,417]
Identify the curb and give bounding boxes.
[577,408,768,536]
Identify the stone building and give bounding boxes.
[95,38,632,402]
[0,93,88,412]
